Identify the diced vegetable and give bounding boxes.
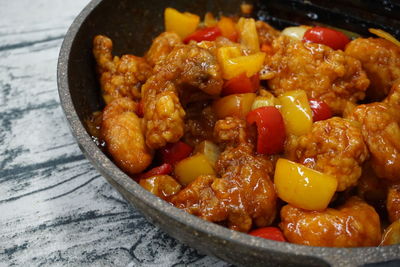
[249,227,286,242]
[380,220,400,246]
[159,141,193,165]
[236,17,260,53]
[213,93,256,119]
[369,28,400,47]
[138,163,173,180]
[174,153,216,186]
[217,46,242,76]
[281,26,309,40]
[204,12,217,27]
[274,159,338,211]
[303,26,350,50]
[251,91,279,110]
[139,175,181,199]
[222,52,266,80]
[194,140,221,167]
[183,26,222,43]
[222,73,259,95]
[164,8,200,39]
[278,90,313,136]
[309,99,332,122]
[246,106,286,155]
[217,17,238,42]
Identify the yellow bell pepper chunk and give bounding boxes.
[164,8,200,39]
[278,90,313,136]
[194,140,221,168]
[274,159,338,211]
[222,52,266,80]
[204,12,217,27]
[212,93,256,119]
[236,18,260,53]
[139,175,181,199]
[217,46,242,65]
[174,153,215,186]
[251,91,280,110]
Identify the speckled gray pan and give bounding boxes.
[57,0,400,266]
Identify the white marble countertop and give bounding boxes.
[0,0,231,265]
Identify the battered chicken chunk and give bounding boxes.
[214,117,249,148]
[348,83,400,181]
[145,32,182,66]
[265,36,369,114]
[256,21,280,46]
[345,38,400,101]
[93,35,153,103]
[172,144,277,232]
[387,184,400,223]
[286,117,369,191]
[101,98,153,174]
[280,197,381,247]
[142,44,223,149]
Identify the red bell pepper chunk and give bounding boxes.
[246,106,286,155]
[309,98,332,122]
[303,26,350,50]
[138,163,173,180]
[160,141,193,165]
[249,227,286,242]
[222,73,260,96]
[183,26,222,44]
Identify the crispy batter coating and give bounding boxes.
[184,105,217,146]
[93,35,153,103]
[286,117,369,191]
[142,44,223,149]
[265,36,369,114]
[345,38,400,101]
[357,161,388,205]
[172,144,276,232]
[280,197,381,247]
[145,32,182,66]
[214,117,249,148]
[387,184,400,223]
[101,98,153,174]
[256,21,280,46]
[348,103,400,181]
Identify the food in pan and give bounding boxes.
[88,6,400,247]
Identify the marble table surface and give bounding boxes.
[0,0,231,265]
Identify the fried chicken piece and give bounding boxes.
[93,35,153,103]
[387,184,400,223]
[214,117,249,148]
[280,197,381,247]
[265,36,369,114]
[345,38,400,101]
[142,44,223,149]
[171,144,277,232]
[145,32,182,66]
[348,100,400,181]
[256,21,280,46]
[286,117,369,191]
[101,98,153,174]
[171,175,228,222]
[357,161,388,206]
[184,105,217,146]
